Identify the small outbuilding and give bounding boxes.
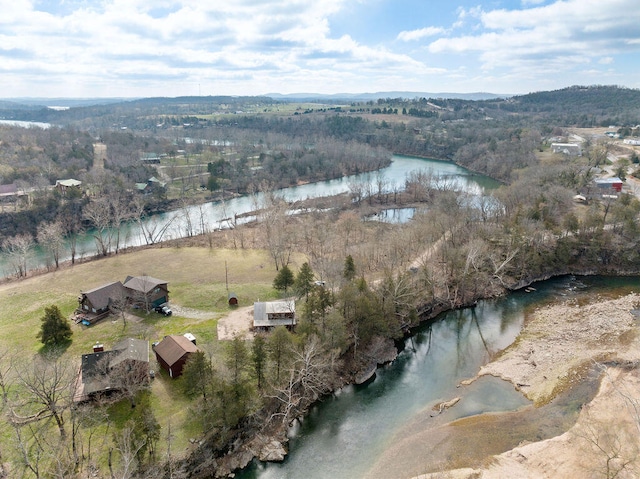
[253,300,296,331]
[228,292,239,306]
[153,335,199,378]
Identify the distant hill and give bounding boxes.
[265,91,508,102]
[493,85,640,126]
[1,85,638,128]
[0,98,133,109]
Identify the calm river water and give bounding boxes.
[237,275,640,479]
[0,154,499,277]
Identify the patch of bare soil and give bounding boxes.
[403,293,640,479]
[216,305,254,340]
[170,305,217,321]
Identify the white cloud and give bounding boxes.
[429,0,640,72]
[397,27,446,42]
[1,0,638,97]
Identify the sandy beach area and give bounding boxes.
[366,293,640,479]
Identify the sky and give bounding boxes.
[1,0,639,98]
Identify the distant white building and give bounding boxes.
[551,143,582,156]
[623,138,640,146]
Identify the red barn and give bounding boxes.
[153,335,199,378]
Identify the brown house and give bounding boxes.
[153,335,199,378]
[79,281,125,315]
[123,275,169,311]
[75,338,150,402]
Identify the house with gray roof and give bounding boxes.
[123,275,169,310]
[253,300,296,331]
[78,281,125,318]
[75,338,150,402]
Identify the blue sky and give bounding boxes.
[1,0,639,98]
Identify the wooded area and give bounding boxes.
[1,85,640,478]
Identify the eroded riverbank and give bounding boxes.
[367,291,640,479]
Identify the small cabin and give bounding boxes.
[253,300,296,331]
[153,335,199,378]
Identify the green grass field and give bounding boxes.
[0,245,306,463]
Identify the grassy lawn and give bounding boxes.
[0,245,306,462]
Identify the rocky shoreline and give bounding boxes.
[183,276,640,479]
[404,292,640,479]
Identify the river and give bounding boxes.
[0,155,499,277]
[237,275,640,479]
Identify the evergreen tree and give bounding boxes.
[225,337,249,398]
[181,351,213,402]
[268,326,293,383]
[37,305,72,346]
[343,255,356,281]
[294,262,315,300]
[251,335,268,389]
[273,264,295,293]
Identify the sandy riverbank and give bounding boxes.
[366,293,640,479]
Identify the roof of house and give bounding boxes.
[110,338,150,368]
[56,178,82,187]
[80,338,149,396]
[0,183,18,195]
[253,300,296,327]
[81,281,125,310]
[595,177,623,185]
[154,335,199,367]
[123,275,167,294]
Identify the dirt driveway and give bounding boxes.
[217,305,254,340]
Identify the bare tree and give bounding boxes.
[84,197,113,256]
[110,192,131,254]
[58,201,84,264]
[37,220,64,270]
[132,196,175,245]
[111,422,146,479]
[1,233,34,278]
[268,335,335,425]
[110,359,150,408]
[10,351,76,440]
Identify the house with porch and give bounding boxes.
[253,300,296,331]
[77,281,126,324]
[75,338,150,402]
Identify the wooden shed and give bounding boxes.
[153,335,199,378]
[228,292,239,306]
